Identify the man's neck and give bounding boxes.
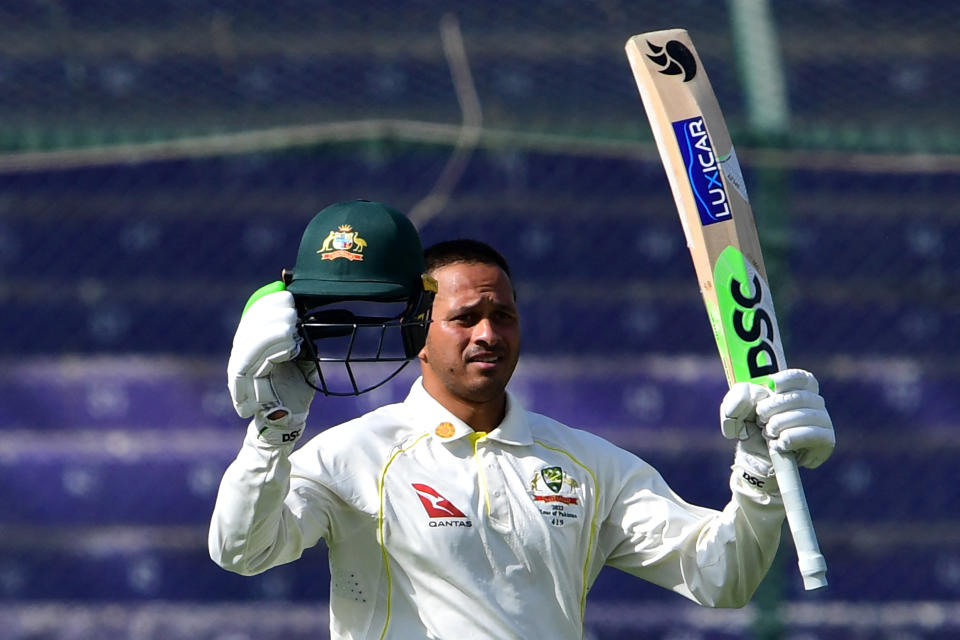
[422,383,506,433]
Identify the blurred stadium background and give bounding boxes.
[1,0,958,638]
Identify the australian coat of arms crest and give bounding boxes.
[318,225,367,261]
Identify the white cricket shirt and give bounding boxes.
[210,378,785,639]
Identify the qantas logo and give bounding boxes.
[411,484,472,527]
[412,483,465,517]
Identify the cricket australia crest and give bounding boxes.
[318,225,367,261]
[529,466,582,527]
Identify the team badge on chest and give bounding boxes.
[529,466,582,527]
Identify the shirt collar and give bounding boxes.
[404,377,533,446]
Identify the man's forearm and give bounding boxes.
[208,422,304,575]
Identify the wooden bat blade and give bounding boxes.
[625,28,827,590]
[626,30,774,388]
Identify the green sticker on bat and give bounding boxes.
[713,246,785,388]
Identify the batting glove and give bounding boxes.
[227,283,318,446]
[721,369,835,493]
[757,369,835,469]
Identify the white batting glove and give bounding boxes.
[226,286,318,446]
[757,369,835,469]
[248,359,319,446]
[721,381,777,492]
[721,369,835,493]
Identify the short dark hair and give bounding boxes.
[423,239,516,299]
[424,239,512,278]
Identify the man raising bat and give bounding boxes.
[209,199,835,639]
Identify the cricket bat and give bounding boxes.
[625,29,827,590]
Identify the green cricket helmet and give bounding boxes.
[283,200,437,396]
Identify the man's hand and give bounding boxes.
[757,370,835,469]
[721,369,835,491]
[227,284,318,446]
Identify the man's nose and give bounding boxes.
[472,317,498,345]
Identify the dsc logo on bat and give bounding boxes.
[713,246,784,385]
[672,116,732,226]
[728,272,779,380]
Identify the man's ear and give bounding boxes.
[418,343,428,364]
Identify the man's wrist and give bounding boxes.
[731,442,780,499]
[246,415,306,449]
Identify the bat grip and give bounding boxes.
[769,448,828,590]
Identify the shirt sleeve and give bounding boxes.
[596,452,786,608]
[208,421,340,576]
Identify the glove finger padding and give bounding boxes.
[239,314,300,378]
[229,325,300,417]
[227,290,302,418]
[773,425,835,469]
[719,382,771,441]
[758,371,835,469]
[230,295,300,378]
[769,368,819,394]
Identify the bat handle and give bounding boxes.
[768,448,828,590]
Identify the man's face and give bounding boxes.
[418,261,521,407]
